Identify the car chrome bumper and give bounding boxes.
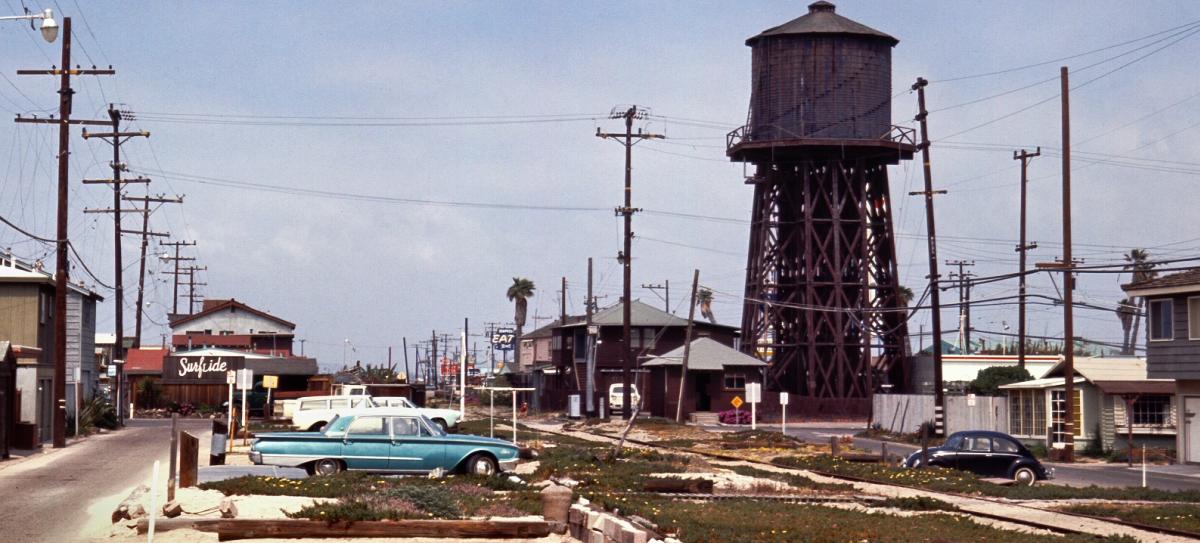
[1044,466,1055,479]
[249,450,262,464]
[499,458,519,472]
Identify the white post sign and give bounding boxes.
[780,391,789,435]
[237,369,253,445]
[746,382,761,430]
[226,370,236,452]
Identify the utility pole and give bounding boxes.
[585,257,596,416]
[597,105,663,419]
[431,331,438,389]
[122,194,180,347]
[641,281,670,313]
[674,269,699,422]
[909,78,947,437]
[1013,147,1041,371]
[181,265,207,314]
[1058,66,1076,463]
[945,260,975,353]
[161,240,196,315]
[14,18,115,446]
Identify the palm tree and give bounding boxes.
[697,288,715,323]
[1124,249,1157,353]
[898,286,915,308]
[507,277,536,363]
[1116,297,1137,355]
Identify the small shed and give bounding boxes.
[1000,357,1176,452]
[643,337,767,420]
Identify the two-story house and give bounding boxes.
[0,254,102,443]
[534,300,740,415]
[169,298,297,356]
[1124,268,1200,464]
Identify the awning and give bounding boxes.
[1093,380,1175,395]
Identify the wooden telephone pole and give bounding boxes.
[596,105,663,419]
[123,194,182,347]
[909,78,947,436]
[945,259,975,353]
[161,240,196,315]
[13,16,115,445]
[181,265,207,314]
[1013,147,1041,371]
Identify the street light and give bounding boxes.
[0,8,57,43]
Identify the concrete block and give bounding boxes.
[587,510,604,531]
[588,529,606,543]
[621,526,648,543]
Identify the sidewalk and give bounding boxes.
[0,433,96,473]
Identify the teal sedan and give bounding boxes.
[249,409,519,476]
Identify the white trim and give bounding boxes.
[1126,284,1200,298]
[1189,297,1200,340]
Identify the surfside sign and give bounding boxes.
[162,355,246,384]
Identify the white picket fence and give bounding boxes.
[872,394,1008,435]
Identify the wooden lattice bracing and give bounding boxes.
[740,157,910,414]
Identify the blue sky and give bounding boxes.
[2,1,1199,370]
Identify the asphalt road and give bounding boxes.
[782,425,1200,491]
[0,418,212,542]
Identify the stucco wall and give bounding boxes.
[175,308,292,335]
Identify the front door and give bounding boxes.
[695,373,711,412]
[389,416,444,472]
[1186,397,1200,464]
[341,416,391,470]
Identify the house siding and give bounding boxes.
[1144,294,1200,379]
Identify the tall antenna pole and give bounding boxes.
[909,78,947,436]
[597,105,663,419]
[1013,147,1040,371]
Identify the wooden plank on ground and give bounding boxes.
[214,519,553,541]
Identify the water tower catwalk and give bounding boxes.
[728,2,915,414]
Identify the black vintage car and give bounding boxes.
[904,430,1053,485]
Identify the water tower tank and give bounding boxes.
[746,1,897,142]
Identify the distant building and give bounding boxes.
[0,254,102,443]
[1123,269,1200,463]
[911,353,1062,394]
[643,337,767,419]
[169,298,297,356]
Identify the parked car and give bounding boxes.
[290,395,376,431]
[608,383,641,411]
[370,396,461,431]
[250,409,519,476]
[904,430,1053,485]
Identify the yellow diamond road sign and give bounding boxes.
[731,396,744,409]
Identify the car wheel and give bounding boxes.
[466,453,498,476]
[312,458,342,476]
[1013,466,1037,486]
[306,422,326,432]
[432,418,449,432]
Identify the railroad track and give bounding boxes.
[532,423,1200,542]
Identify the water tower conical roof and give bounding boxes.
[747,1,897,46]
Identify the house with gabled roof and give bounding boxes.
[534,300,740,413]
[169,298,297,357]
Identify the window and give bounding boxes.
[391,417,421,436]
[330,399,350,409]
[1051,389,1083,444]
[1130,395,1171,426]
[963,436,991,452]
[993,437,1020,453]
[943,434,964,450]
[633,328,657,350]
[299,400,327,411]
[1149,299,1174,341]
[724,372,746,390]
[219,330,234,336]
[1008,389,1046,437]
[1190,298,1200,340]
[346,416,387,435]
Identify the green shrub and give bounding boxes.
[136,379,164,409]
[968,366,1032,396]
[874,496,957,511]
[80,396,118,430]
